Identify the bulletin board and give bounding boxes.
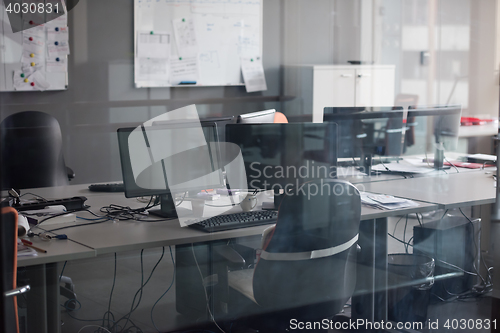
[134,0,263,88]
[0,1,69,92]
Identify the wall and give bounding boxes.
[0,0,286,184]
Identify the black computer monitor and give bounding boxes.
[155,116,236,142]
[225,123,337,205]
[117,122,224,218]
[199,116,236,143]
[237,109,276,123]
[322,106,405,174]
[405,105,462,169]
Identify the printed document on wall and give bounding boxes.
[172,18,198,58]
[241,57,267,93]
[170,56,199,85]
[137,31,171,58]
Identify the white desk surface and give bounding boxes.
[22,187,437,256]
[16,165,493,259]
[361,169,496,209]
[17,236,95,267]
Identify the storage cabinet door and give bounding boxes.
[355,68,395,107]
[312,69,355,122]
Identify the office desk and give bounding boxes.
[20,185,436,330]
[14,169,494,332]
[16,237,94,333]
[361,170,496,209]
[30,187,437,253]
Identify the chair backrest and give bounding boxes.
[273,112,288,123]
[1,111,69,189]
[1,207,19,333]
[252,179,361,317]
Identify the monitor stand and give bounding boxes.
[149,194,192,219]
[434,145,446,170]
[363,153,373,176]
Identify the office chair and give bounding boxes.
[273,111,288,123]
[222,179,361,332]
[0,111,77,309]
[2,207,30,333]
[0,111,75,190]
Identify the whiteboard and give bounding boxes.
[134,0,263,88]
[0,1,68,92]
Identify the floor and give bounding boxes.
[32,210,493,333]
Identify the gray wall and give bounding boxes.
[0,0,360,184]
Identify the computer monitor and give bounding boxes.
[237,109,276,123]
[225,123,337,205]
[155,116,236,142]
[405,105,462,169]
[199,116,236,143]
[322,106,405,174]
[117,122,224,218]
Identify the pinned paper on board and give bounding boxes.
[0,0,68,91]
[13,70,50,91]
[134,0,263,88]
[136,57,169,82]
[241,57,267,93]
[47,44,70,57]
[46,27,69,42]
[172,18,198,58]
[137,31,171,59]
[170,56,199,85]
[46,58,67,72]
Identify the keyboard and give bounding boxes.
[188,210,278,232]
[88,183,125,192]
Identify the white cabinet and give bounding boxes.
[284,65,395,122]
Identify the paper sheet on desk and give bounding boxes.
[372,163,434,174]
[360,192,418,210]
[17,240,37,257]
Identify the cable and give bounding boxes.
[111,247,165,332]
[191,244,226,333]
[444,156,460,173]
[59,261,67,283]
[458,208,491,288]
[101,253,117,331]
[20,192,48,201]
[42,218,112,233]
[415,213,423,226]
[151,246,175,332]
[392,215,406,236]
[77,325,112,333]
[175,192,187,207]
[388,233,477,276]
[27,206,90,234]
[403,215,408,253]
[378,156,390,171]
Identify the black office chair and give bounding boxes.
[223,179,361,332]
[2,207,30,333]
[0,111,74,190]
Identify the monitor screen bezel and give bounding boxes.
[117,122,224,199]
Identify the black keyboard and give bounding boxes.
[88,183,125,192]
[188,210,278,232]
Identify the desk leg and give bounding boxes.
[352,218,388,323]
[46,263,61,333]
[24,264,61,333]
